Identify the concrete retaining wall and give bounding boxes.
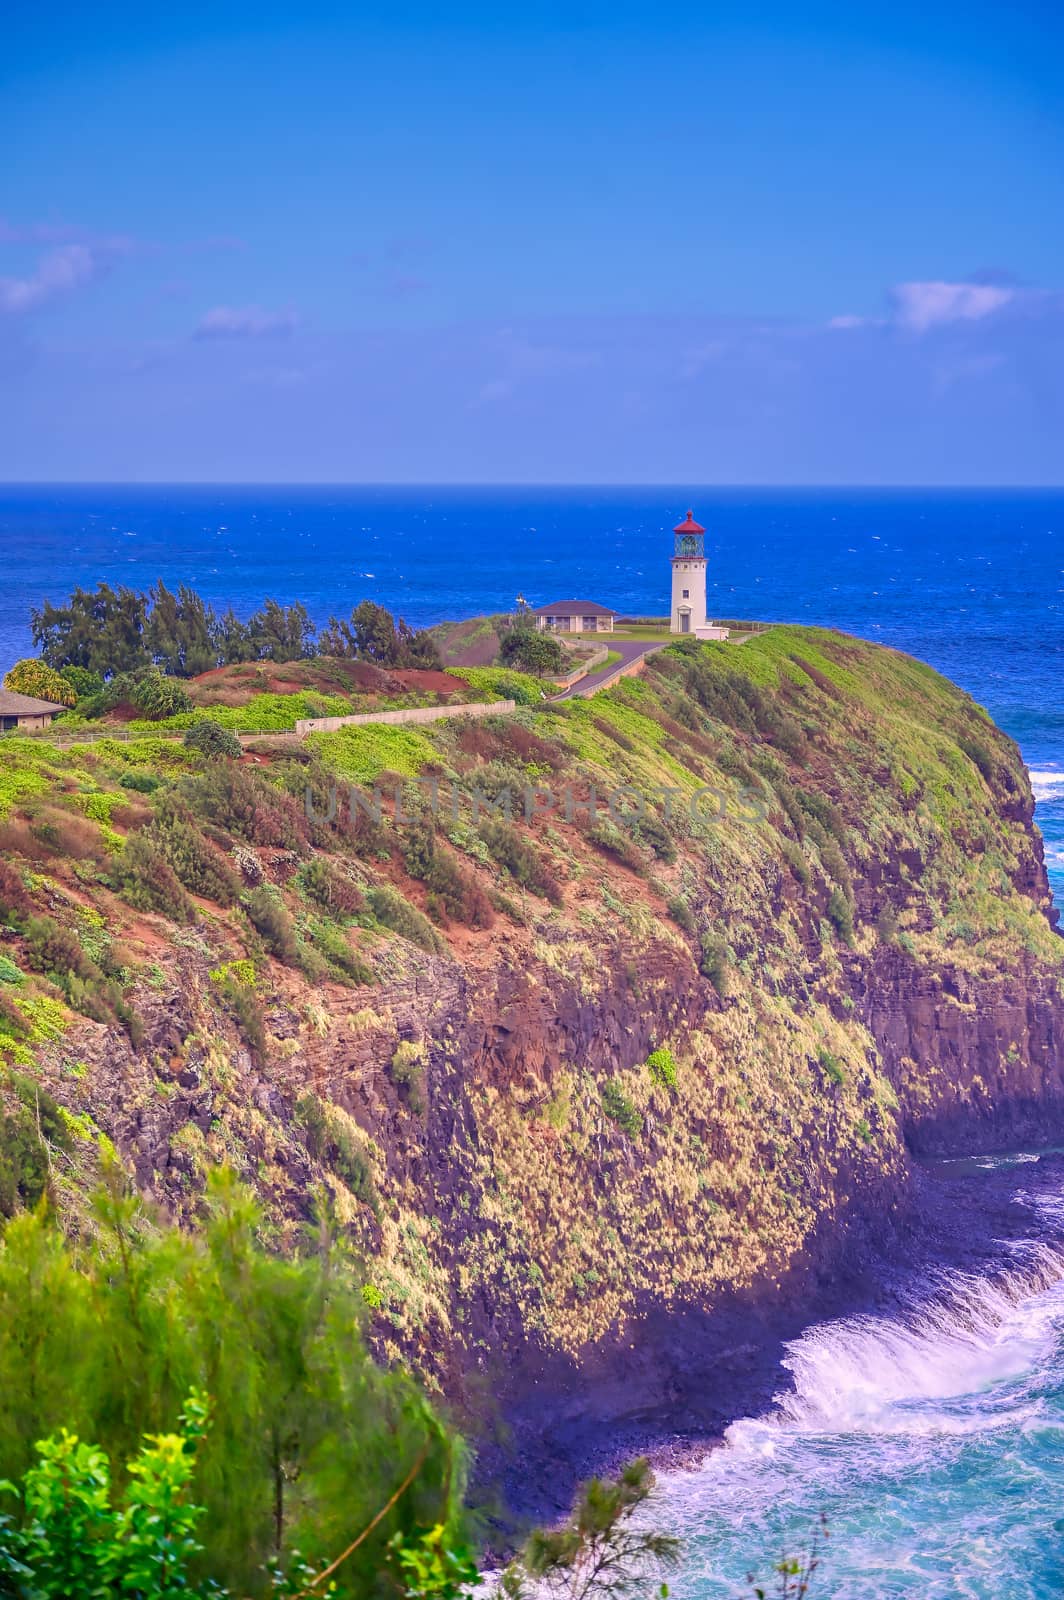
[549,646,609,692]
[295,698,517,736]
[564,643,669,700]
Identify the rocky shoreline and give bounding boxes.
[485,1144,1064,1536]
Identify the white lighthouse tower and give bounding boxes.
[670,509,708,634]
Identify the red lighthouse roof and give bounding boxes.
[673,509,705,534]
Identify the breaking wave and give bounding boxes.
[655,1192,1064,1598]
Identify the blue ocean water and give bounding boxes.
[2,485,1061,901]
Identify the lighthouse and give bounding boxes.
[670,509,708,634]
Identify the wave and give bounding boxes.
[711,1218,1064,1455]
[1030,769,1064,804]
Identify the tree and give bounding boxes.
[244,599,316,664]
[349,600,398,663]
[2,659,76,708]
[58,665,104,702]
[499,630,566,677]
[214,607,255,665]
[321,602,440,670]
[0,1170,468,1596]
[31,584,150,678]
[146,581,219,677]
[502,1459,680,1600]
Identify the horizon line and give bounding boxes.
[2,481,1064,493]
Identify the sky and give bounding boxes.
[2,0,1063,484]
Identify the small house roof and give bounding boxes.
[0,689,65,716]
[530,600,618,617]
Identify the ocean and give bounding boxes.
[3,483,1064,1595]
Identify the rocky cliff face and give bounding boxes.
[1,626,1061,1503]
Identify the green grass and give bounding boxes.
[307,723,439,783]
[445,666,546,707]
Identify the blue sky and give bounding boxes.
[2,0,1062,482]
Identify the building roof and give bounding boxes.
[530,600,618,617]
[0,689,65,716]
[673,509,705,534]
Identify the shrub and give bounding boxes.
[601,1078,642,1137]
[0,1076,71,1219]
[182,764,308,852]
[424,848,495,930]
[959,734,996,783]
[876,904,899,944]
[22,915,96,983]
[243,886,299,966]
[389,1039,427,1114]
[0,863,33,924]
[27,808,105,863]
[780,837,811,886]
[0,957,21,985]
[184,719,242,760]
[587,820,645,875]
[818,1047,845,1086]
[109,834,196,923]
[0,1176,470,1593]
[367,885,446,954]
[646,1047,677,1090]
[131,667,193,719]
[479,819,562,903]
[0,1107,52,1220]
[0,1392,213,1597]
[294,1092,378,1210]
[827,886,855,945]
[105,666,193,721]
[798,789,848,849]
[2,659,76,708]
[307,918,374,985]
[666,895,695,934]
[403,823,493,928]
[299,855,364,918]
[151,802,242,906]
[499,629,566,676]
[214,969,267,1055]
[634,811,676,863]
[17,917,141,1039]
[699,931,730,994]
[117,771,160,794]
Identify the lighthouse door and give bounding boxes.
[680,610,690,633]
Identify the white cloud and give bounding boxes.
[193,304,299,339]
[889,280,1015,333]
[0,243,103,314]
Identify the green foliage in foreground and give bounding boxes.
[0,1390,213,1599]
[501,1459,679,1600]
[0,1170,467,1597]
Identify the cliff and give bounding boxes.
[1,626,1061,1504]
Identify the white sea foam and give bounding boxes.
[1029,769,1064,803]
[665,1226,1064,1486]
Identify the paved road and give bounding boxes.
[550,638,669,701]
